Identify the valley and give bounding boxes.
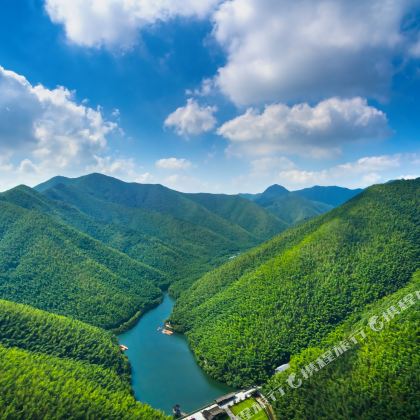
[117,293,233,415]
[0,175,418,418]
[2,2,420,418]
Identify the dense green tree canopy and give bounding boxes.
[171,179,419,386]
[0,193,163,329]
[0,299,168,419]
[264,271,420,419]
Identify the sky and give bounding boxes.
[0,0,419,193]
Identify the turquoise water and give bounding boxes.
[118,294,233,415]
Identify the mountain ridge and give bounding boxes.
[240,183,362,224]
[170,178,419,386]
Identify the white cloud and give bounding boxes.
[135,172,156,184]
[45,0,221,49]
[218,97,390,157]
[409,38,420,57]
[0,66,136,191]
[164,99,217,136]
[155,157,192,170]
[250,156,295,175]
[162,173,210,193]
[398,174,418,180]
[44,0,420,104]
[186,78,215,97]
[282,154,415,189]
[212,0,419,105]
[0,66,116,162]
[88,155,140,179]
[232,153,419,191]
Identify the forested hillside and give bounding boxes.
[35,173,286,295]
[187,192,289,238]
[294,185,363,207]
[36,173,283,241]
[264,270,420,419]
[0,299,168,419]
[261,194,332,225]
[0,190,163,329]
[241,184,361,224]
[171,179,419,386]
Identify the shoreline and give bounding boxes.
[111,295,164,335]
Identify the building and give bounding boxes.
[202,406,227,420]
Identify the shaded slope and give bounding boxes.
[171,179,419,386]
[35,173,286,294]
[263,194,332,225]
[254,184,290,206]
[36,173,268,242]
[0,190,164,329]
[294,185,363,207]
[187,192,288,239]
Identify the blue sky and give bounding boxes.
[0,0,419,193]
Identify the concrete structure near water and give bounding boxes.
[182,388,260,420]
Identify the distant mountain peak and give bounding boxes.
[262,184,289,195]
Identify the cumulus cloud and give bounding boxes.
[44,0,420,103]
[218,97,390,157]
[89,155,156,184]
[0,66,137,190]
[250,156,296,175]
[155,157,192,170]
[275,155,413,189]
[235,153,419,191]
[0,65,116,162]
[162,173,211,193]
[212,0,420,104]
[164,99,217,136]
[186,78,215,97]
[45,0,220,49]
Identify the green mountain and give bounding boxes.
[241,184,362,225]
[0,187,163,329]
[35,173,286,294]
[36,173,282,241]
[186,192,289,238]
[294,185,364,207]
[0,299,168,419]
[261,194,332,225]
[170,178,419,386]
[265,270,420,419]
[253,184,290,205]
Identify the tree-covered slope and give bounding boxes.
[1,185,178,290]
[36,173,279,243]
[294,185,363,207]
[186,192,288,239]
[170,179,419,386]
[251,184,290,205]
[35,173,286,294]
[264,270,420,419]
[0,299,128,376]
[0,191,164,329]
[263,194,332,225]
[242,184,361,225]
[0,299,168,419]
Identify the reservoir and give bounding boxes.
[118,294,234,415]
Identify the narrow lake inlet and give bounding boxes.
[118,294,234,415]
